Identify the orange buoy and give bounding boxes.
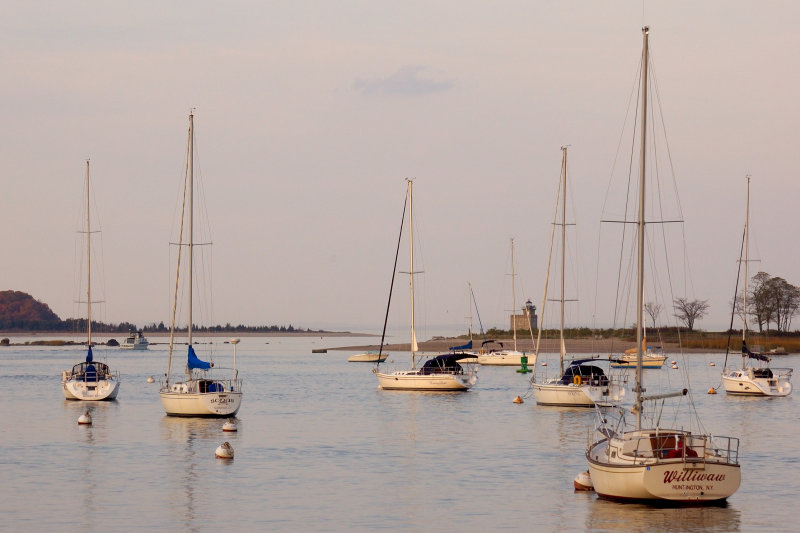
[513,396,523,404]
[708,388,717,395]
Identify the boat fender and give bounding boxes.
[573,375,582,386]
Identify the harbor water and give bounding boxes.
[1,335,797,532]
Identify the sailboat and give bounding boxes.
[454,282,483,364]
[374,180,478,391]
[477,239,527,366]
[531,147,621,407]
[159,113,243,417]
[721,176,792,396]
[62,160,121,401]
[586,28,740,503]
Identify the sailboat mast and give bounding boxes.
[467,282,474,341]
[188,113,194,349]
[742,175,750,368]
[559,147,567,374]
[635,26,650,430]
[408,179,418,368]
[511,238,517,351]
[86,160,92,346]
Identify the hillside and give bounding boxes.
[0,290,61,328]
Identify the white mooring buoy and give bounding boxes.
[78,411,92,425]
[574,470,594,491]
[222,419,238,432]
[215,442,234,459]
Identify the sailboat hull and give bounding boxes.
[721,370,792,397]
[375,371,476,391]
[160,390,243,417]
[477,351,525,366]
[586,433,741,503]
[62,378,120,401]
[532,381,621,407]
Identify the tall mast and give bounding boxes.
[86,160,92,346]
[742,175,750,368]
[408,179,418,368]
[188,112,194,349]
[467,282,474,341]
[511,238,517,351]
[559,147,567,374]
[635,26,650,430]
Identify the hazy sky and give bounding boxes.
[2,2,798,335]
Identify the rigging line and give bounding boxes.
[376,187,408,367]
[613,57,643,334]
[470,285,487,340]
[723,225,747,374]
[166,120,192,383]
[533,157,563,359]
[651,57,696,298]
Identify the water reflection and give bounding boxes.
[587,498,741,532]
[159,417,239,532]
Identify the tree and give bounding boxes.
[644,302,662,329]
[673,298,710,332]
[749,271,773,332]
[747,272,800,333]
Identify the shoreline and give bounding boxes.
[0,330,376,338]
[332,336,725,354]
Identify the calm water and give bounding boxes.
[1,336,797,532]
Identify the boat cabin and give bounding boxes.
[559,360,609,387]
[419,354,465,375]
[68,361,111,382]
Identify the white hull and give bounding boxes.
[160,390,243,417]
[532,381,620,407]
[120,342,149,350]
[375,370,476,391]
[610,354,667,368]
[587,432,741,503]
[721,369,792,397]
[348,352,388,363]
[62,378,120,401]
[477,351,526,366]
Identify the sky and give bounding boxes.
[2,1,799,336]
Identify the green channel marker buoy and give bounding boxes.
[516,354,532,373]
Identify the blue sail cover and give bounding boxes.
[85,345,94,363]
[449,340,473,351]
[187,345,212,370]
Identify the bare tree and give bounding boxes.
[673,298,710,332]
[644,302,662,329]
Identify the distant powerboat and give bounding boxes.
[120,329,150,350]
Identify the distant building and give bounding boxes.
[510,299,538,332]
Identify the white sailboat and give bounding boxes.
[532,147,622,407]
[374,180,478,391]
[478,239,527,366]
[586,28,741,503]
[721,176,792,396]
[454,282,482,364]
[159,113,243,417]
[62,160,121,401]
